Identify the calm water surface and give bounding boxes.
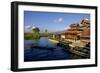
[24,37,81,62]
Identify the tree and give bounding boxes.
[32,27,40,33]
[32,27,40,40]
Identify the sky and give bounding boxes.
[24,11,90,32]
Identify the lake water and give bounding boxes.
[24,37,81,62]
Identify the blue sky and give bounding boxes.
[24,11,90,32]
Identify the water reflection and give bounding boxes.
[24,37,83,62]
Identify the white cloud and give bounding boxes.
[58,18,63,22]
[64,27,69,30]
[32,24,36,29]
[25,25,31,29]
[24,24,36,32]
[64,25,70,30]
[54,17,63,23]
